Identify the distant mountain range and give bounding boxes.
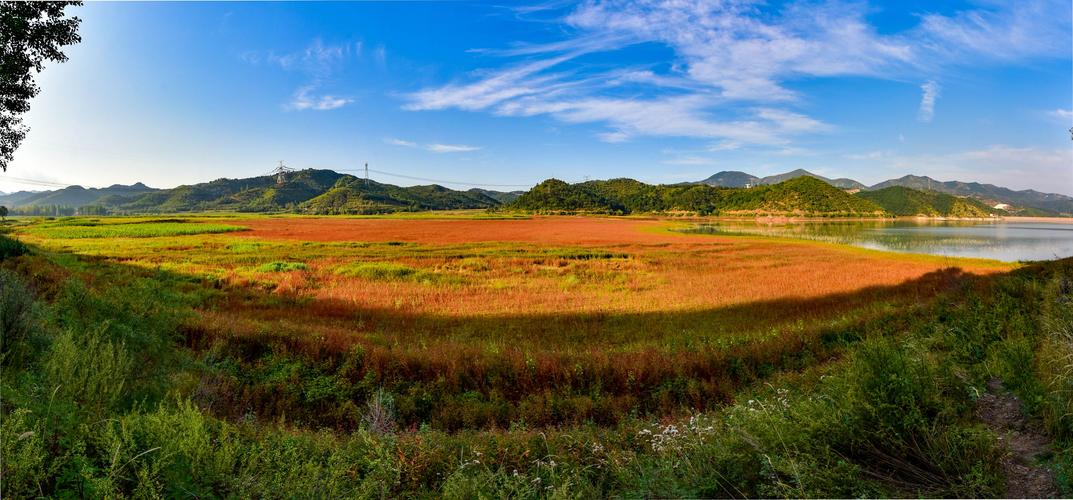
[695,169,1072,215]
[696,169,866,190]
[0,170,518,215]
[0,167,1068,217]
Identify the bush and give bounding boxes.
[256,261,308,273]
[338,262,419,281]
[0,269,34,363]
[0,234,28,259]
[45,328,133,417]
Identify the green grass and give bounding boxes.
[256,261,308,272]
[27,221,247,239]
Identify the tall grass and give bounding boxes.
[2,216,1070,496]
[27,222,246,239]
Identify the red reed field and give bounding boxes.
[13,215,1010,431]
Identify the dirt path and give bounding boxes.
[975,378,1059,498]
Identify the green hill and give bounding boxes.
[856,186,998,217]
[47,170,499,214]
[302,177,500,214]
[871,175,1072,215]
[512,176,884,216]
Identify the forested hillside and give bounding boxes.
[857,186,999,217]
[511,176,884,216]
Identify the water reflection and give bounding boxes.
[683,220,1073,262]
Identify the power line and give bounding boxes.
[0,175,72,188]
[337,167,532,188]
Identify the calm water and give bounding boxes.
[683,220,1073,262]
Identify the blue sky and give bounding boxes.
[4,0,1072,194]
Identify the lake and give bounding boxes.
[683,219,1073,262]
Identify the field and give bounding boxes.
[1,214,1070,497]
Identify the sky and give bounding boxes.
[4,0,1072,195]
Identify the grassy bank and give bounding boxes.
[0,217,1069,497]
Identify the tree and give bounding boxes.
[1,1,82,172]
[0,206,6,221]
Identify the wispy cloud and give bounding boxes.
[844,150,890,161]
[384,138,417,148]
[401,0,1069,147]
[1049,108,1073,120]
[426,143,481,153]
[916,1,1071,62]
[288,86,352,111]
[386,138,482,153]
[918,80,940,122]
[246,38,360,111]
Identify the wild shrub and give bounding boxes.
[50,277,185,401]
[364,389,397,436]
[338,262,418,281]
[45,327,133,417]
[0,409,50,498]
[256,261,308,272]
[0,234,28,259]
[843,339,1002,496]
[0,269,35,363]
[1040,274,1073,441]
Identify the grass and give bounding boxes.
[256,261,308,272]
[336,261,422,281]
[1,214,1069,497]
[26,220,247,239]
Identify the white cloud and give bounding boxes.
[707,141,741,152]
[1049,108,1073,120]
[916,1,1071,62]
[385,138,417,148]
[402,0,1070,148]
[597,131,629,143]
[425,143,481,153]
[844,150,889,161]
[288,86,352,111]
[385,139,482,153]
[918,80,940,122]
[245,39,361,112]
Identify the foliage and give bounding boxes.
[857,186,997,217]
[0,268,34,364]
[512,176,885,216]
[0,1,82,171]
[0,233,28,258]
[256,261,308,272]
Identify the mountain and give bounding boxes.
[697,170,1072,215]
[303,177,500,214]
[468,188,524,204]
[697,171,760,188]
[512,176,883,216]
[758,169,867,190]
[856,186,998,217]
[870,175,1073,215]
[4,169,504,215]
[0,183,157,209]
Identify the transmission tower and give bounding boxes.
[364,162,369,186]
[269,160,295,185]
